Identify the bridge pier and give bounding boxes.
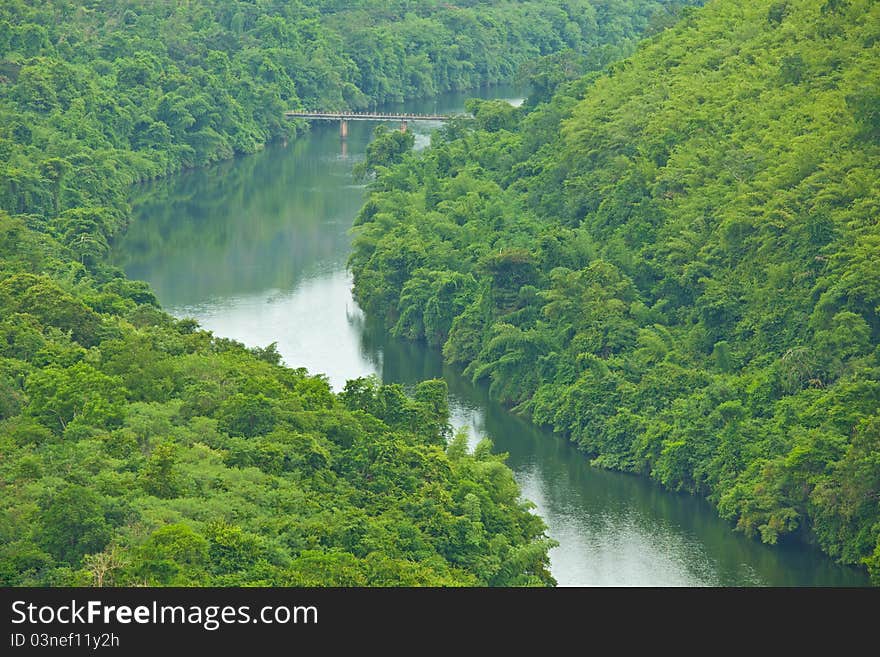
[400,120,408,133]
[340,119,348,139]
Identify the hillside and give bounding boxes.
[349,0,880,581]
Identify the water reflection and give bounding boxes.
[358,322,868,586]
[119,135,363,309]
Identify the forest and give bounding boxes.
[0,1,694,586]
[349,0,880,582]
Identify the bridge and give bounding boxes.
[285,110,453,138]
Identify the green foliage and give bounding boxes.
[38,485,113,564]
[0,215,555,587]
[0,0,690,240]
[26,362,127,434]
[350,0,880,578]
[217,393,278,438]
[135,524,209,586]
[355,126,416,179]
[140,443,183,499]
[466,99,521,133]
[0,277,556,586]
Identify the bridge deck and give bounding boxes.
[285,111,452,121]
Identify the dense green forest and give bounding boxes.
[0,0,689,221]
[0,1,698,586]
[350,0,880,583]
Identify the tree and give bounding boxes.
[217,393,278,437]
[38,485,112,564]
[26,362,126,434]
[136,524,209,585]
[140,442,182,498]
[355,125,415,178]
[83,545,127,587]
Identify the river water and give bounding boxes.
[111,86,868,586]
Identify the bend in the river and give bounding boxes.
[111,85,868,587]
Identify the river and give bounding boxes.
[111,85,868,586]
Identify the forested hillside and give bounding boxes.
[0,193,559,586]
[350,0,880,582]
[0,0,698,587]
[0,0,690,224]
